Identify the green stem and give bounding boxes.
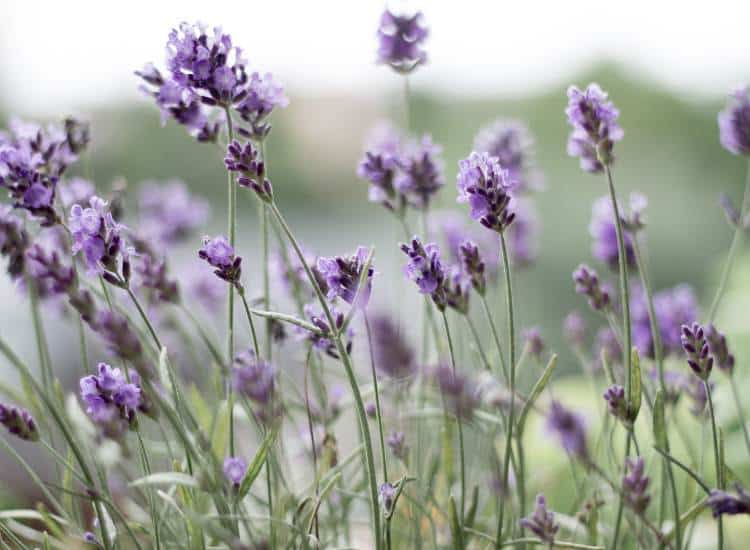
[260,141,272,359]
[269,202,382,549]
[441,310,466,529]
[225,106,237,458]
[610,431,632,550]
[480,294,509,385]
[125,287,162,350]
[365,314,388,482]
[496,232,517,548]
[728,372,750,455]
[238,288,261,358]
[708,159,750,322]
[705,380,724,550]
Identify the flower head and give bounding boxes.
[387,431,409,463]
[0,403,39,441]
[368,313,416,380]
[705,324,735,374]
[26,244,76,296]
[433,365,479,421]
[316,246,374,308]
[604,384,627,421]
[506,197,539,267]
[623,457,651,514]
[394,135,444,210]
[80,363,142,439]
[458,240,486,296]
[457,152,515,233]
[138,180,209,245]
[563,311,586,347]
[631,284,698,359]
[233,350,275,406]
[473,119,542,194]
[223,456,247,488]
[573,264,611,311]
[707,485,750,517]
[566,83,623,172]
[376,10,428,73]
[519,494,559,543]
[198,235,242,286]
[0,206,30,280]
[400,237,446,309]
[523,327,545,360]
[357,122,404,211]
[681,323,713,380]
[235,72,289,139]
[225,140,273,202]
[379,482,397,515]
[302,304,353,359]
[546,401,588,461]
[718,86,750,156]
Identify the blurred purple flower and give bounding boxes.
[718,86,750,156]
[705,324,735,374]
[573,264,611,311]
[0,403,39,441]
[357,122,405,211]
[0,205,30,280]
[223,456,247,488]
[707,485,750,517]
[376,10,428,73]
[317,246,374,308]
[233,350,276,406]
[80,362,142,439]
[563,311,586,347]
[368,312,415,380]
[546,401,588,461]
[623,457,651,514]
[631,283,698,358]
[433,365,479,421]
[566,83,623,172]
[395,135,444,210]
[519,494,559,543]
[138,180,209,245]
[589,196,636,272]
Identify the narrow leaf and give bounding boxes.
[518,354,558,431]
[130,472,199,489]
[652,389,667,451]
[238,427,279,499]
[448,495,464,550]
[627,347,642,422]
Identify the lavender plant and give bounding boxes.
[0,13,749,550]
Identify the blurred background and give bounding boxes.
[1,0,750,540]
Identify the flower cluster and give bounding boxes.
[26,244,76,296]
[401,237,446,309]
[70,196,132,281]
[387,431,408,463]
[589,196,636,272]
[681,323,713,380]
[718,86,750,156]
[563,311,586,347]
[137,180,209,245]
[473,119,542,194]
[457,152,515,233]
[225,140,273,202]
[368,313,416,380]
[523,327,545,360]
[233,350,276,406]
[458,240,486,296]
[134,253,180,304]
[622,457,651,514]
[316,247,374,308]
[0,205,30,279]
[707,485,750,517]
[302,304,353,359]
[0,403,39,441]
[395,136,444,209]
[0,118,88,224]
[376,10,428,73]
[223,456,247,489]
[80,363,143,439]
[546,401,588,461]
[566,83,623,172]
[519,494,559,544]
[705,324,735,373]
[433,365,479,421]
[198,235,242,286]
[603,384,627,421]
[631,284,698,358]
[572,264,611,311]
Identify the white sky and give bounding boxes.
[2,0,750,115]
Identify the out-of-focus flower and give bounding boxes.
[138,180,209,245]
[0,206,30,280]
[198,235,242,286]
[186,267,225,313]
[395,135,444,210]
[631,284,698,359]
[387,431,408,463]
[506,196,539,267]
[357,122,405,211]
[595,327,622,368]
[458,240,486,296]
[623,457,651,514]
[705,324,735,374]
[573,264,611,311]
[589,196,636,272]
[686,374,712,416]
[681,323,713,380]
[707,485,750,517]
[0,403,39,441]
[368,313,415,380]
[519,494,559,544]
[223,456,247,488]
[235,72,289,140]
[473,119,543,194]
[134,254,180,304]
[457,152,515,233]
[376,10,428,73]
[26,244,76,296]
[433,365,479,421]
[718,86,750,156]
[546,401,588,461]
[59,177,95,207]
[563,311,586,347]
[379,482,397,514]
[316,246,374,308]
[95,311,153,379]
[522,327,545,360]
[233,350,275,406]
[444,265,471,315]
[603,384,627,421]
[401,237,446,309]
[565,83,623,173]
[80,363,142,439]
[431,210,500,276]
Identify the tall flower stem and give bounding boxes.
[260,141,272,359]
[365,314,389,482]
[708,159,750,321]
[224,106,238,457]
[705,380,724,549]
[728,373,750,454]
[269,202,382,549]
[238,288,261,358]
[631,237,681,549]
[610,432,632,550]
[495,232,518,548]
[480,295,510,389]
[441,310,466,527]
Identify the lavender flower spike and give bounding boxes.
[387,431,409,463]
[368,313,415,380]
[400,237,446,310]
[622,457,651,514]
[225,140,273,203]
[233,350,275,405]
[680,323,713,380]
[705,324,735,374]
[316,246,374,308]
[546,401,588,461]
[563,311,586,347]
[707,485,750,517]
[566,83,624,172]
[198,235,242,287]
[589,196,636,272]
[473,119,542,194]
[376,10,428,73]
[603,384,627,422]
[519,494,559,544]
[572,264,610,311]
[80,363,143,439]
[718,86,750,156]
[395,135,445,210]
[458,240,486,296]
[0,403,39,441]
[0,206,30,280]
[357,122,404,212]
[223,456,247,489]
[457,152,515,233]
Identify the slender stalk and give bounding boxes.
[709,159,750,321]
[365,314,389,482]
[224,106,237,457]
[260,141,272,359]
[610,431,631,550]
[238,288,261,358]
[631,237,681,549]
[480,294,509,385]
[441,310,466,528]
[269,202,382,549]
[125,287,162,350]
[728,373,750,454]
[705,380,723,549]
[496,232,517,548]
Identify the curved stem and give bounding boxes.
[480,294,509,384]
[728,372,750,455]
[496,232,517,547]
[365,313,389,482]
[238,288,261,358]
[125,287,162,350]
[709,159,750,321]
[269,202,382,549]
[705,380,724,550]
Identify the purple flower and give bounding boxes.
[95,311,153,379]
[523,327,545,360]
[546,401,588,461]
[138,180,209,245]
[186,267,226,313]
[198,235,242,286]
[387,431,408,463]
[376,10,428,73]
[686,374,712,416]
[563,311,586,347]
[506,197,539,267]
[595,327,622,367]
[681,323,713,380]
[368,313,415,380]
[604,384,627,421]
[225,140,273,202]
[623,457,651,514]
[379,482,397,514]
[0,403,39,441]
[357,122,405,211]
[707,485,750,517]
[705,324,735,374]
[235,72,289,139]
[631,284,698,359]
[0,206,30,279]
[457,152,515,233]
[573,264,611,311]
[400,237,446,309]
[565,83,624,173]
[394,135,444,210]
[718,86,750,156]
[302,303,353,360]
[233,350,275,406]
[458,240,486,296]
[589,196,636,272]
[431,210,500,276]
[473,119,543,194]
[223,456,247,488]
[134,254,180,304]
[648,368,688,405]
[316,246,374,308]
[433,365,479,421]
[444,265,471,315]
[80,363,142,439]
[59,177,95,207]
[26,244,76,296]
[519,494,559,543]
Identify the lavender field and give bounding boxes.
[1,4,750,549]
